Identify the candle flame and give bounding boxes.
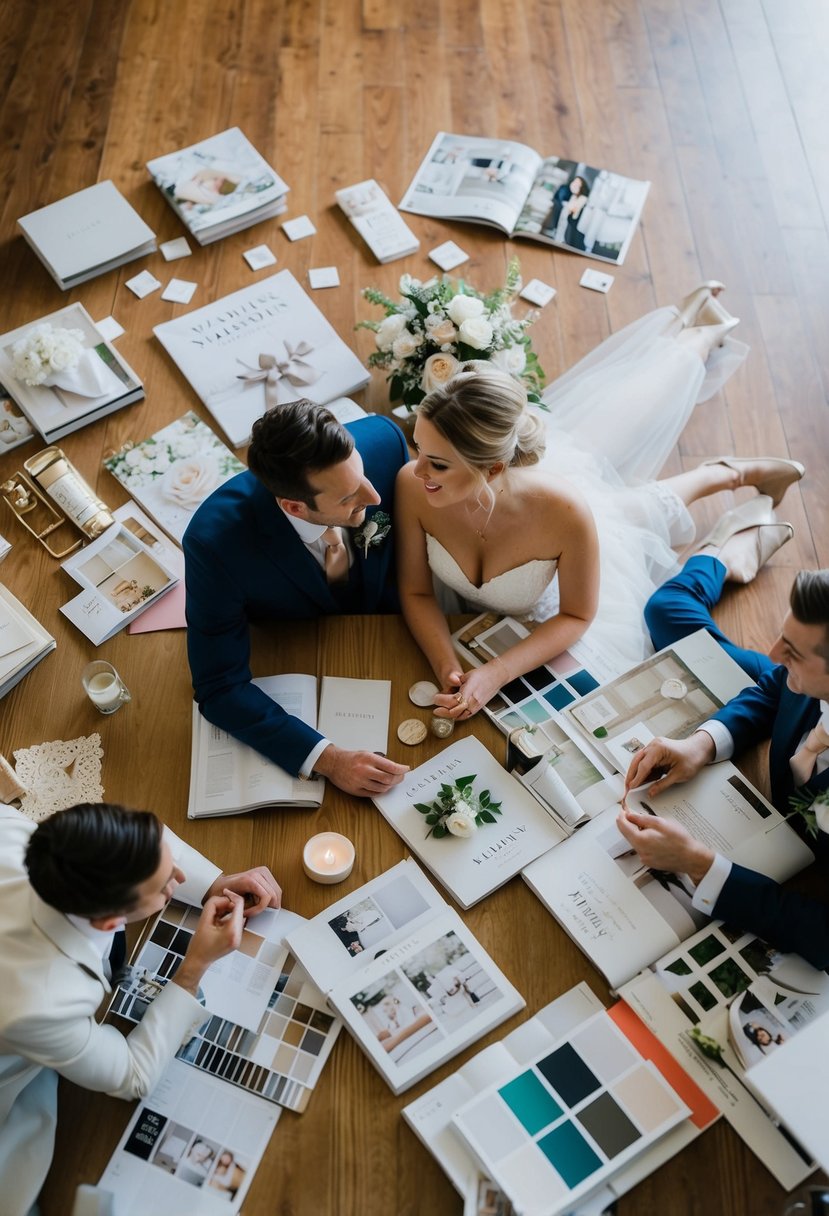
[323,848,336,866]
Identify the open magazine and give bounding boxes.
[400,133,650,265]
[286,860,524,1094]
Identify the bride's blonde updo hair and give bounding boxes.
[416,361,546,475]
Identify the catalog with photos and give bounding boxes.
[400,133,650,265]
[108,503,186,635]
[109,898,341,1114]
[0,303,144,443]
[99,1058,279,1213]
[619,919,829,1188]
[147,127,289,244]
[0,582,55,699]
[522,761,814,991]
[59,519,179,645]
[153,270,370,447]
[403,982,715,1216]
[372,736,571,909]
[188,675,325,817]
[0,387,35,452]
[747,1008,829,1174]
[17,179,156,288]
[562,627,754,773]
[286,859,525,1095]
[104,411,245,544]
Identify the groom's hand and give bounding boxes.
[313,744,409,798]
[623,732,716,801]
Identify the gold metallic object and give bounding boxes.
[0,473,83,558]
[24,447,114,540]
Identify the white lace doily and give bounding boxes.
[13,733,104,823]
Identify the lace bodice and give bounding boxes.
[425,534,560,620]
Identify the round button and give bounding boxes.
[409,680,439,707]
[660,677,688,700]
[430,715,455,739]
[397,718,428,745]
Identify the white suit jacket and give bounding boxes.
[0,804,222,1215]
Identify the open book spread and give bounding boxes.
[17,179,156,288]
[286,860,525,1095]
[0,583,55,698]
[109,897,341,1115]
[146,127,289,244]
[153,271,370,447]
[403,982,715,1216]
[372,736,569,909]
[400,133,650,265]
[59,518,179,645]
[104,411,245,544]
[619,918,829,1188]
[0,302,144,443]
[188,675,324,817]
[98,1058,280,1213]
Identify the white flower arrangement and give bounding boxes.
[787,787,829,840]
[12,323,85,386]
[105,413,244,507]
[414,774,503,840]
[359,258,545,409]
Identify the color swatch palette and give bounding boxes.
[452,1011,689,1216]
[453,615,601,734]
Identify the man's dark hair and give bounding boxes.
[25,803,163,918]
[247,400,354,507]
[790,570,829,669]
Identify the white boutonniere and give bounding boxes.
[354,510,391,556]
[414,774,503,840]
[787,786,829,840]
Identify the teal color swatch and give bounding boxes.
[538,1120,602,1186]
[498,1071,563,1135]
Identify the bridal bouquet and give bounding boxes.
[359,257,545,409]
[414,774,503,840]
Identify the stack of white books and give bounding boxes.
[17,181,156,289]
[0,303,144,443]
[147,127,289,245]
[0,584,55,699]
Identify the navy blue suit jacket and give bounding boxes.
[710,665,829,965]
[183,415,408,777]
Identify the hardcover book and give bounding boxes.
[0,387,35,452]
[153,271,370,447]
[104,411,245,544]
[317,675,390,754]
[286,859,525,1094]
[0,583,55,699]
[147,127,289,244]
[17,180,156,288]
[400,133,650,265]
[0,303,144,443]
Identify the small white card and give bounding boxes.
[94,315,125,341]
[429,240,469,271]
[282,215,317,241]
[580,268,614,293]
[159,236,192,261]
[161,278,197,304]
[520,278,557,307]
[243,243,277,270]
[309,266,340,289]
[125,270,161,299]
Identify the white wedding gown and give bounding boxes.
[428,306,749,667]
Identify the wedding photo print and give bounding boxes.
[123,1109,249,1198]
[327,871,431,958]
[75,531,171,614]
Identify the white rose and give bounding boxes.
[425,314,458,345]
[421,352,461,393]
[159,454,220,508]
[491,345,527,376]
[458,317,494,350]
[399,274,421,294]
[392,331,423,360]
[125,448,143,467]
[446,811,478,838]
[375,314,408,352]
[448,294,485,325]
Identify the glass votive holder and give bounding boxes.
[82,660,131,715]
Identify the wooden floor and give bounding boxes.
[1,1,827,1213]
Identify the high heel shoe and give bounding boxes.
[702,456,805,507]
[695,494,775,549]
[676,280,726,327]
[694,293,738,328]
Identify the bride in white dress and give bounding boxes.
[395,285,802,721]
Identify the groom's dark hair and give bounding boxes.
[790,570,829,668]
[248,399,354,507]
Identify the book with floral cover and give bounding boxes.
[146,127,289,244]
[400,133,650,265]
[153,271,370,447]
[104,412,244,544]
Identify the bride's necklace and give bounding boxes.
[473,487,504,542]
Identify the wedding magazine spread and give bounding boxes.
[286,860,525,1095]
[400,133,650,265]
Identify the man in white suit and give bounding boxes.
[0,801,281,1216]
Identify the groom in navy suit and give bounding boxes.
[617,567,829,968]
[183,400,410,798]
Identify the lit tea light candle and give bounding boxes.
[302,832,355,884]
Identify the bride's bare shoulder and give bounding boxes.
[518,469,592,520]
